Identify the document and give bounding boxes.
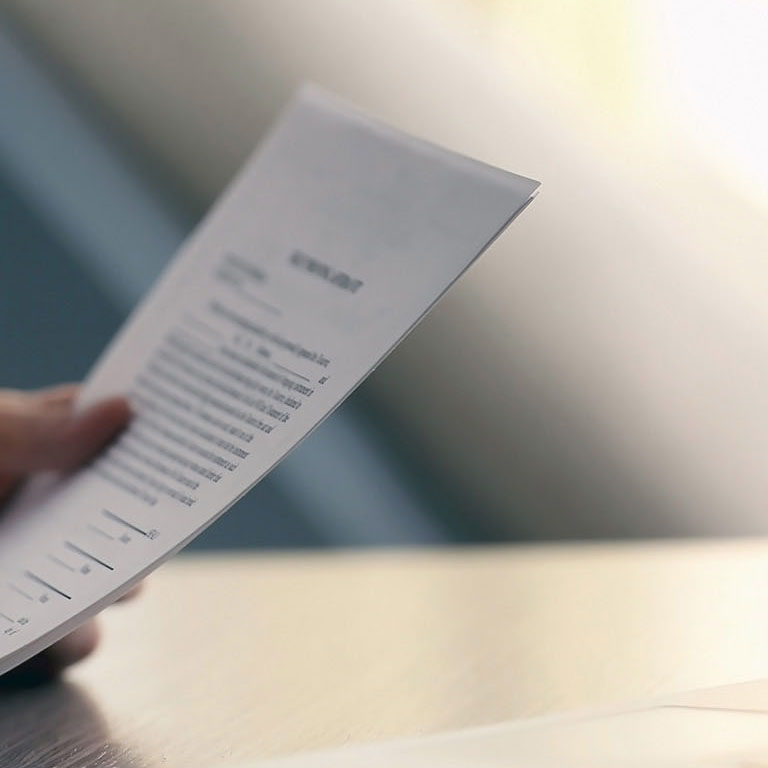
[230,681,768,767]
[0,86,538,675]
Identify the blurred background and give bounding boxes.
[2,0,768,548]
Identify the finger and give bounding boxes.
[0,388,80,505]
[0,469,19,507]
[0,392,132,474]
[36,383,79,406]
[0,388,75,473]
[45,397,133,471]
[44,620,101,671]
[117,583,143,603]
[0,581,142,687]
[118,583,143,602]
[0,620,100,687]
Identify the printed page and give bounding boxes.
[228,706,768,768]
[228,679,768,768]
[0,86,538,675]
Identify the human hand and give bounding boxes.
[0,384,132,680]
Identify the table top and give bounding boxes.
[3,541,768,767]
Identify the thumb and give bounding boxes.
[0,386,132,475]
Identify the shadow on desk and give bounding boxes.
[0,681,146,767]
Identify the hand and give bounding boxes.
[0,384,132,680]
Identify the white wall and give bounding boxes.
[8,0,768,536]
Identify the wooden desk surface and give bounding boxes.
[3,541,768,767]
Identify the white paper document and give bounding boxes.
[0,87,538,675]
[232,680,768,768]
